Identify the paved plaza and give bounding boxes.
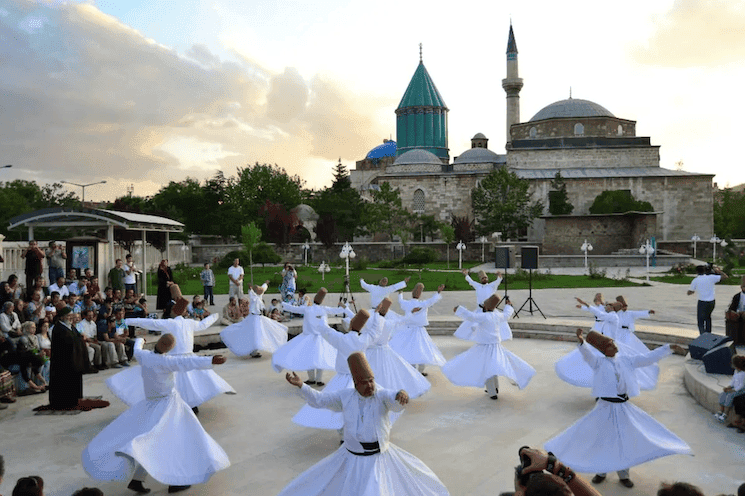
[2,267,744,495]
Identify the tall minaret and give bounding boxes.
[501,24,523,148]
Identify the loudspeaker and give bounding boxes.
[521,246,539,270]
[702,344,734,375]
[688,332,733,360]
[495,247,511,269]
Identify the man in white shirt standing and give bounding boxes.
[228,258,244,300]
[687,264,728,334]
[123,254,139,294]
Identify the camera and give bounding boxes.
[515,446,541,487]
[705,263,714,275]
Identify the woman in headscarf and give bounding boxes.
[156,260,174,311]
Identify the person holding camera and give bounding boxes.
[545,329,691,489]
[687,264,727,334]
[504,446,601,496]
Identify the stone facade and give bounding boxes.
[507,146,660,169]
[542,214,657,255]
[511,116,636,140]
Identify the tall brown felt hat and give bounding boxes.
[586,330,612,350]
[378,297,392,316]
[483,294,501,311]
[349,309,370,332]
[478,270,488,281]
[169,283,183,300]
[412,283,424,299]
[314,288,327,305]
[253,285,265,295]
[615,295,627,307]
[172,297,189,316]
[348,351,373,382]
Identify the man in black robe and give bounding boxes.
[50,306,90,409]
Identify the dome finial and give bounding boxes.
[419,43,422,63]
[569,87,572,99]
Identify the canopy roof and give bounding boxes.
[8,207,184,233]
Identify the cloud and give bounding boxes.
[630,0,745,67]
[0,0,387,199]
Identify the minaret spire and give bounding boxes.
[502,23,524,149]
[419,43,422,63]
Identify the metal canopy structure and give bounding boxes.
[7,208,184,296]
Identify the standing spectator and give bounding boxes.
[279,263,297,303]
[49,307,90,409]
[48,277,70,299]
[20,240,44,298]
[107,259,125,294]
[200,263,216,306]
[228,258,244,300]
[687,264,728,334]
[45,241,66,286]
[123,254,139,294]
[156,260,174,311]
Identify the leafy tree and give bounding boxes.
[402,247,439,275]
[714,188,745,239]
[588,190,653,214]
[149,178,207,240]
[548,172,574,215]
[259,200,300,246]
[111,195,154,214]
[242,222,262,285]
[203,171,241,239]
[415,214,440,242]
[362,182,414,241]
[311,161,364,245]
[471,168,544,240]
[451,215,475,243]
[439,223,456,268]
[0,180,79,239]
[253,243,282,266]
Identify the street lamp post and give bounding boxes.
[302,241,310,266]
[60,180,107,205]
[580,239,593,270]
[456,241,466,270]
[479,236,487,262]
[318,261,331,281]
[639,239,655,283]
[691,235,701,259]
[339,242,356,281]
[710,236,727,263]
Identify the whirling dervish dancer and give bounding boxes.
[272,289,346,387]
[280,352,450,496]
[614,295,660,388]
[389,283,446,376]
[83,335,231,494]
[292,305,385,433]
[220,281,287,358]
[455,269,508,341]
[545,329,691,489]
[443,295,535,400]
[360,276,410,311]
[106,297,235,415]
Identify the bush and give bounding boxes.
[402,247,439,266]
[353,255,369,271]
[587,263,606,279]
[253,243,281,266]
[377,259,396,269]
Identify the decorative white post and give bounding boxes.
[456,241,466,270]
[691,235,700,259]
[318,261,330,281]
[639,239,655,283]
[580,239,593,270]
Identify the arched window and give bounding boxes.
[413,189,425,213]
[574,123,584,136]
[617,124,623,136]
[529,127,537,138]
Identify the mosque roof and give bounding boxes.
[513,167,714,180]
[454,147,505,164]
[530,98,614,121]
[472,133,487,139]
[366,141,397,159]
[392,149,443,165]
[397,62,447,110]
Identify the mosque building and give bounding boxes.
[350,25,714,253]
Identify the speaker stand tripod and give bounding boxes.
[515,269,546,319]
[338,274,358,313]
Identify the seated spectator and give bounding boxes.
[269,298,283,314]
[97,298,113,323]
[25,291,46,325]
[12,475,44,496]
[186,295,201,318]
[69,294,83,314]
[79,310,104,371]
[269,308,288,322]
[19,321,49,383]
[7,274,24,300]
[192,298,209,321]
[0,335,47,394]
[48,276,70,299]
[113,308,134,361]
[132,298,150,319]
[657,482,705,496]
[122,289,138,318]
[30,276,48,300]
[44,292,61,321]
[13,299,27,325]
[0,301,22,347]
[715,355,745,425]
[238,297,250,319]
[89,277,103,304]
[66,268,78,286]
[72,488,104,496]
[68,276,88,297]
[0,282,11,306]
[221,297,242,326]
[97,316,127,369]
[36,322,51,359]
[111,289,124,313]
[81,294,98,315]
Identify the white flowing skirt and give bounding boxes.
[82,391,230,486]
[272,333,338,373]
[544,400,692,473]
[554,344,658,390]
[389,326,446,367]
[292,372,352,430]
[442,343,535,390]
[106,361,236,408]
[365,344,431,399]
[277,443,450,496]
[454,321,512,342]
[220,314,287,357]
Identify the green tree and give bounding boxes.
[311,161,364,246]
[439,223,455,268]
[241,222,262,285]
[0,180,79,239]
[548,172,574,215]
[588,190,653,214]
[149,178,207,240]
[362,182,414,241]
[714,188,745,239]
[471,168,544,240]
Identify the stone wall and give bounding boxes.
[382,173,483,222]
[542,214,657,255]
[508,147,660,169]
[511,116,636,139]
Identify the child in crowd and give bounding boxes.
[192,298,209,321]
[715,354,745,423]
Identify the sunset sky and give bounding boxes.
[2,0,744,202]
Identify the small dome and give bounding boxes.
[366,141,397,159]
[530,98,614,121]
[393,149,442,165]
[454,147,501,164]
[472,132,487,140]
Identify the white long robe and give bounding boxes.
[545,342,692,473]
[454,301,513,342]
[443,306,535,390]
[271,302,344,373]
[106,313,235,408]
[360,278,407,309]
[279,384,449,496]
[220,284,287,356]
[83,339,230,485]
[389,293,446,367]
[464,274,502,305]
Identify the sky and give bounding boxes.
[1,0,744,202]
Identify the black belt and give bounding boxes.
[346,441,380,456]
[595,319,601,322]
[598,394,629,403]
[621,326,629,329]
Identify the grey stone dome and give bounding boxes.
[454,147,501,164]
[472,132,487,139]
[393,149,442,165]
[530,98,614,121]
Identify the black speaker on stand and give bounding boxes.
[495,246,511,310]
[515,246,545,318]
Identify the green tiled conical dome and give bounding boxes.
[395,58,449,160]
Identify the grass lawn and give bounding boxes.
[145,265,643,297]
